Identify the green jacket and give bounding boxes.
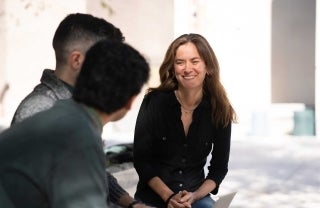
[0,99,108,208]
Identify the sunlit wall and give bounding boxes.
[0,0,87,125]
[0,0,317,138]
[174,0,272,135]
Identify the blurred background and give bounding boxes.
[0,0,319,139]
[0,1,319,207]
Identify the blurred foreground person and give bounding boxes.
[133,34,237,208]
[11,13,146,208]
[0,40,150,208]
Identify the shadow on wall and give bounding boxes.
[0,83,9,132]
[0,83,9,106]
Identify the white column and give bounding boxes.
[316,0,320,136]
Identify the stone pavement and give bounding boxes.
[112,135,320,208]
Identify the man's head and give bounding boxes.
[52,13,124,84]
[73,40,150,121]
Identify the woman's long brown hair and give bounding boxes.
[149,33,237,128]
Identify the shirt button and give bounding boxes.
[179,170,183,174]
[179,183,183,187]
[183,143,188,148]
[162,136,167,141]
[181,158,186,163]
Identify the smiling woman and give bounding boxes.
[174,42,207,91]
[133,33,237,208]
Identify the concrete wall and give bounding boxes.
[271,0,316,136]
[271,0,316,107]
[87,0,174,69]
[0,0,317,137]
[0,0,174,140]
[0,1,6,116]
[174,0,273,135]
[86,0,174,142]
[0,0,87,125]
[174,0,316,136]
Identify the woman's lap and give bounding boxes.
[192,195,215,208]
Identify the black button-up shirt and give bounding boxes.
[133,90,231,207]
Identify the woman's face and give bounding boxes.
[174,42,207,90]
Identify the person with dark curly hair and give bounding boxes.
[0,39,150,208]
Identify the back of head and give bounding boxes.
[73,40,150,114]
[53,13,124,67]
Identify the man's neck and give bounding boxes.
[54,67,75,87]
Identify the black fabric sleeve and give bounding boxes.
[133,94,158,185]
[206,123,232,194]
[107,171,128,204]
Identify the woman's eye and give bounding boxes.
[176,61,184,65]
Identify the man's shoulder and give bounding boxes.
[11,86,58,125]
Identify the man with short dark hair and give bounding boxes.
[0,39,150,208]
[11,13,124,124]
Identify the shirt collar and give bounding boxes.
[60,80,73,93]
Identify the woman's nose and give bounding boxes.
[184,62,192,72]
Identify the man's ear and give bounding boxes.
[125,95,137,110]
[69,50,85,71]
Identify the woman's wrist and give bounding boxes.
[165,192,177,206]
[128,200,139,208]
